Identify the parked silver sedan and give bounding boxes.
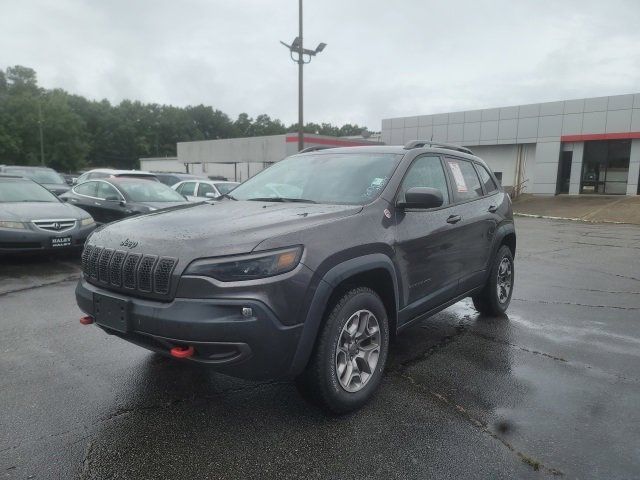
[0,174,96,254]
[172,179,239,201]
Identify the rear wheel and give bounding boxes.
[296,287,390,414]
[472,245,514,315]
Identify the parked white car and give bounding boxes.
[172,180,239,201]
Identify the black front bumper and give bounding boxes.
[76,279,304,380]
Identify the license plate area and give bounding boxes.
[51,236,72,248]
[93,294,130,333]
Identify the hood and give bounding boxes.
[0,201,88,221]
[88,200,361,262]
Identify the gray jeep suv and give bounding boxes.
[76,141,515,413]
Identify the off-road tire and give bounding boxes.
[472,245,514,315]
[296,287,390,414]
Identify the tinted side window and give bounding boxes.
[74,181,98,197]
[445,158,483,202]
[399,156,449,205]
[198,183,216,197]
[179,182,196,196]
[477,165,498,194]
[97,182,120,200]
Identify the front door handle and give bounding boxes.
[488,205,498,213]
[446,214,462,224]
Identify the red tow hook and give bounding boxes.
[80,315,94,325]
[170,345,195,359]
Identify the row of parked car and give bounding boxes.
[0,165,238,255]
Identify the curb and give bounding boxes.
[513,212,631,225]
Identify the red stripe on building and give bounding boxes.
[561,132,640,142]
[285,135,374,147]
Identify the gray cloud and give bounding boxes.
[1,0,639,130]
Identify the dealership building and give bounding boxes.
[382,94,640,195]
[141,133,379,182]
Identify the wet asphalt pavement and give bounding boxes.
[1,217,639,479]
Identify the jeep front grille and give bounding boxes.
[82,244,177,296]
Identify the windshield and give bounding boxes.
[0,180,59,202]
[215,183,238,195]
[5,168,66,185]
[231,153,402,204]
[114,180,187,203]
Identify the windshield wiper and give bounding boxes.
[247,197,316,204]
[220,193,237,200]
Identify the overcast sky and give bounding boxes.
[2,0,640,129]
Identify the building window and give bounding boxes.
[580,140,631,195]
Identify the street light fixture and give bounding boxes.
[280,0,326,152]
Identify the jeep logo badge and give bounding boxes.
[120,239,138,249]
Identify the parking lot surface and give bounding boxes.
[1,217,639,479]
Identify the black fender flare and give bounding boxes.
[287,254,399,377]
[492,221,516,260]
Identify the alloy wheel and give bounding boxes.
[335,309,381,393]
[497,256,512,304]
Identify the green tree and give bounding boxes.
[0,65,369,171]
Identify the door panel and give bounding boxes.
[395,207,463,317]
[96,182,124,224]
[393,155,463,323]
[443,157,496,293]
[70,181,99,220]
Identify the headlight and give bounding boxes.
[0,221,26,229]
[80,217,95,226]
[183,246,303,281]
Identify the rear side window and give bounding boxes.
[97,182,120,200]
[197,183,216,197]
[178,182,196,196]
[445,159,483,202]
[399,155,449,205]
[74,181,98,197]
[476,165,498,194]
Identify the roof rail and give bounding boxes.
[403,140,474,155]
[298,145,335,153]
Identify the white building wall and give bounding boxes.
[628,140,640,195]
[139,157,183,172]
[568,142,585,195]
[382,93,640,195]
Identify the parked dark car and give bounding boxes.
[0,174,95,254]
[0,166,70,196]
[74,169,158,184]
[75,142,516,413]
[153,172,203,187]
[60,177,189,224]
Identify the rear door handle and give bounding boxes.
[488,205,498,213]
[446,215,462,224]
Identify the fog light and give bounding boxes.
[242,307,253,318]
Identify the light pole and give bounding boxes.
[38,100,45,166]
[280,0,326,152]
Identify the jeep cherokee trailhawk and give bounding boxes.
[76,141,516,413]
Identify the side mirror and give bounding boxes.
[72,178,78,185]
[398,187,444,209]
[205,192,219,199]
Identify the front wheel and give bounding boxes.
[296,287,390,414]
[472,245,514,315]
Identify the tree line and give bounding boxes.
[0,65,368,172]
